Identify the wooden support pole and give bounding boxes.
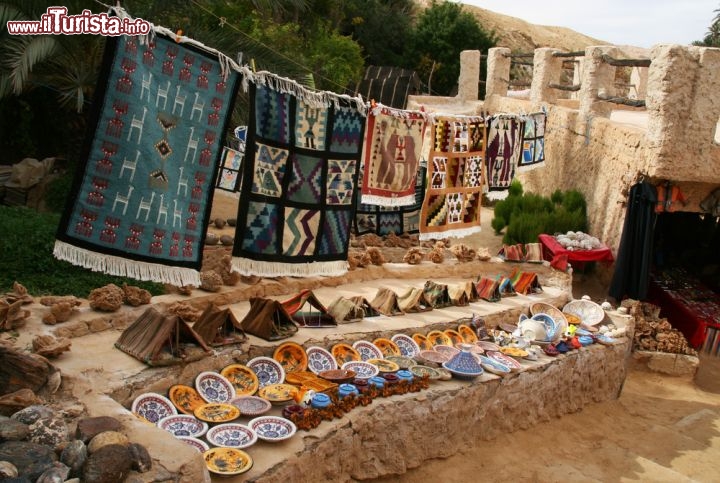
[597,93,646,107]
[552,50,585,58]
[601,54,651,67]
[548,83,581,91]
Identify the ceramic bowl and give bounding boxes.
[177,436,209,453]
[206,423,257,449]
[433,344,460,358]
[247,357,286,388]
[563,299,605,326]
[203,447,253,476]
[272,341,308,374]
[131,393,177,424]
[416,350,450,366]
[248,416,297,443]
[306,346,339,374]
[341,361,379,379]
[157,414,208,438]
[372,338,401,357]
[352,340,384,361]
[391,334,422,357]
[318,369,356,384]
[385,355,417,370]
[195,372,236,404]
[228,396,272,417]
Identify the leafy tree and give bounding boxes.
[693,5,720,47]
[407,1,496,96]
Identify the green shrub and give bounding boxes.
[0,206,165,297]
[508,179,523,197]
[561,189,587,215]
[504,211,550,245]
[550,189,564,204]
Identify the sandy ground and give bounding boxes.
[207,191,720,482]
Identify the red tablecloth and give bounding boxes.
[538,234,615,269]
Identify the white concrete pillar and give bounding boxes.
[578,46,620,117]
[485,47,511,99]
[530,48,563,104]
[457,50,481,101]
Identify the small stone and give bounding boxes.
[0,441,57,481]
[205,233,219,245]
[199,271,223,292]
[122,284,152,307]
[82,443,132,483]
[75,417,122,444]
[60,440,87,477]
[0,460,18,478]
[28,416,69,448]
[214,218,226,229]
[36,461,69,483]
[220,234,234,246]
[0,419,29,441]
[87,431,128,454]
[0,390,42,417]
[128,443,152,472]
[227,218,237,226]
[11,405,54,425]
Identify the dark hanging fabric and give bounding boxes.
[609,181,658,301]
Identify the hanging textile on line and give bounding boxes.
[518,111,546,172]
[54,32,240,286]
[485,114,524,199]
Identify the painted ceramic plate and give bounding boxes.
[157,414,208,438]
[417,350,450,365]
[331,343,361,365]
[131,393,177,424]
[501,347,529,358]
[391,334,421,357]
[410,364,442,380]
[194,403,241,423]
[478,355,511,375]
[168,385,205,415]
[385,355,416,370]
[457,324,478,343]
[341,361,379,379]
[273,341,308,374]
[426,330,453,347]
[220,364,259,397]
[486,350,523,371]
[372,338,401,357]
[306,346,338,374]
[476,340,502,352]
[195,372,236,403]
[203,447,253,476]
[229,396,272,417]
[258,383,299,405]
[248,416,297,443]
[412,333,432,351]
[530,313,558,341]
[318,369,356,384]
[367,358,400,373]
[247,356,286,388]
[206,423,257,449]
[443,329,465,346]
[457,342,484,355]
[434,345,460,358]
[352,340,384,361]
[563,299,605,326]
[178,436,209,453]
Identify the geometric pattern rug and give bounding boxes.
[485,114,524,199]
[518,111,546,172]
[419,116,486,240]
[231,81,365,277]
[54,34,239,286]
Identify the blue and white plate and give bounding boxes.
[177,436,209,453]
[195,372,236,403]
[157,414,208,438]
[352,340,384,361]
[305,346,338,375]
[530,313,557,341]
[131,393,177,424]
[391,334,421,358]
[478,354,511,375]
[206,423,257,449]
[247,357,286,388]
[341,361,379,379]
[248,416,297,443]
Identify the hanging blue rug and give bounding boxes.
[54,33,239,286]
[231,80,366,277]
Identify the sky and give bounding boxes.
[462,0,718,48]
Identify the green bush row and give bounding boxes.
[492,180,588,245]
[0,206,164,297]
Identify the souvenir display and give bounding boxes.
[476,340,501,352]
[168,385,206,415]
[367,358,400,373]
[273,341,309,374]
[194,403,241,423]
[157,414,208,438]
[249,416,298,442]
[284,371,317,385]
[195,372,236,403]
[410,364,442,380]
[229,396,272,417]
[220,364,260,396]
[306,346,339,374]
[563,299,605,326]
[391,334,421,357]
[486,350,523,372]
[478,355,511,375]
[457,324,479,343]
[372,338,401,357]
[318,369,356,384]
[444,329,464,346]
[203,447,253,476]
[433,345,460,358]
[412,333,432,351]
[385,355,417,370]
[131,393,177,424]
[427,330,453,347]
[247,356,286,388]
[331,343,362,365]
[352,340,384,361]
[416,350,450,366]
[500,347,529,359]
[178,436,209,453]
[341,361,379,379]
[206,423,258,449]
[442,345,484,379]
[257,384,299,405]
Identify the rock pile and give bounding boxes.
[630,302,696,355]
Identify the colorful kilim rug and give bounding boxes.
[419,116,486,240]
[518,112,546,172]
[231,81,366,277]
[360,105,427,206]
[54,34,239,286]
[485,114,524,199]
[215,146,244,192]
[354,166,426,235]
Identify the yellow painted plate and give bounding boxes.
[501,347,529,358]
[194,403,240,423]
[331,343,361,365]
[443,329,464,347]
[220,364,259,396]
[273,341,308,373]
[168,384,205,415]
[372,338,401,357]
[457,324,478,343]
[204,447,253,476]
[427,330,453,347]
[412,333,432,351]
[258,383,299,404]
[367,358,400,373]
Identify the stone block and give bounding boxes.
[75,416,122,444]
[634,350,699,376]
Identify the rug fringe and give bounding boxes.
[360,194,416,207]
[53,240,202,286]
[418,225,482,241]
[516,162,545,173]
[231,257,349,278]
